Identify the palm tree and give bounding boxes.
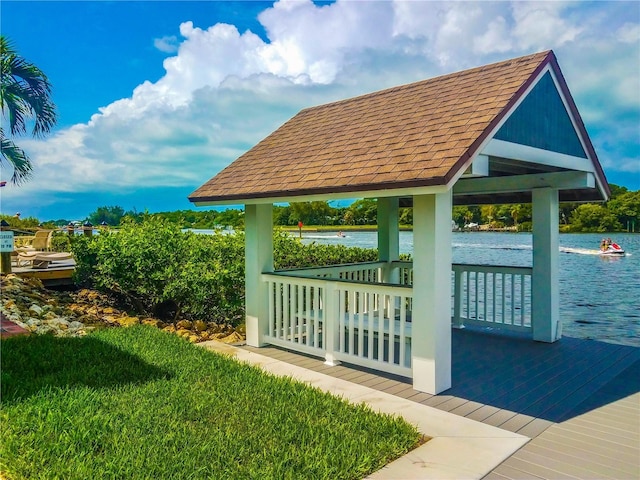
[1,36,57,184]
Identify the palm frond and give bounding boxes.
[0,127,33,184]
[1,35,57,138]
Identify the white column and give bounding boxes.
[532,188,561,342]
[245,203,273,347]
[411,191,452,394]
[377,197,400,283]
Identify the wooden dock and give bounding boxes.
[243,328,640,479]
[10,258,75,287]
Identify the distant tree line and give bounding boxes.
[272,185,639,233]
[3,184,637,234]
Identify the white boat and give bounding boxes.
[599,242,625,256]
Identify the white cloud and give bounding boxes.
[616,22,640,43]
[6,0,639,216]
[154,35,179,53]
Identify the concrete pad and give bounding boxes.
[198,340,529,479]
[367,437,529,480]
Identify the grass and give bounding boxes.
[1,326,420,479]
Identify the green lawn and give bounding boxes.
[1,326,420,479]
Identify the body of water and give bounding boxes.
[299,231,640,347]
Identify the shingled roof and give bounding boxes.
[190,50,606,204]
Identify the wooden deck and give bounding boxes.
[244,328,640,479]
[11,258,75,287]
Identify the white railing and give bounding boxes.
[451,264,532,331]
[275,261,386,283]
[263,271,413,377]
[391,261,532,331]
[262,260,532,379]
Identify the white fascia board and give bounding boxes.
[453,171,595,196]
[192,183,451,207]
[482,139,596,173]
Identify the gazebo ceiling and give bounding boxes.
[190,50,608,206]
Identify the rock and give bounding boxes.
[188,335,199,343]
[142,318,165,328]
[176,328,191,338]
[207,322,222,333]
[194,320,207,332]
[219,331,244,344]
[69,321,85,330]
[199,331,210,340]
[176,320,193,330]
[29,304,43,316]
[78,314,100,325]
[35,324,57,335]
[162,325,176,333]
[26,318,40,327]
[116,316,140,327]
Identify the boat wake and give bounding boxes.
[560,247,631,256]
[453,243,532,251]
[560,247,602,255]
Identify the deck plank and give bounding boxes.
[525,437,640,476]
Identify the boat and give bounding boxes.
[599,242,625,256]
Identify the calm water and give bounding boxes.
[299,231,640,347]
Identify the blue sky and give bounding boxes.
[1,1,639,221]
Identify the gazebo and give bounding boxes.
[189,50,609,394]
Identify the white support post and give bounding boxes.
[532,188,561,342]
[411,191,452,394]
[377,197,400,284]
[245,203,273,347]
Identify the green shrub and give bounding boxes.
[273,230,377,269]
[50,231,72,252]
[71,220,377,326]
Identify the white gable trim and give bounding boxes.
[481,139,595,173]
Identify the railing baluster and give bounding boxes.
[290,283,296,341]
[377,293,385,362]
[358,290,364,358]
[491,272,497,323]
[501,273,506,324]
[512,275,516,325]
[389,294,396,364]
[314,286,320,348]
[283,282,290,341]
[268,280,274,337]
[483,272,487,321]
[520,274,526,327]
[297,284,303,344]
[338,289,345,353]
[349,289,355,356]
[399,295,406,368]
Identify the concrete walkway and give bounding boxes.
[199,340,529,479]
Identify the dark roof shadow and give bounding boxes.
[1,334,171,405]
[446,328,640,422]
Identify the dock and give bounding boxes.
[10,258,76,287]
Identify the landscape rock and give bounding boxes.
[1,274,246,344]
